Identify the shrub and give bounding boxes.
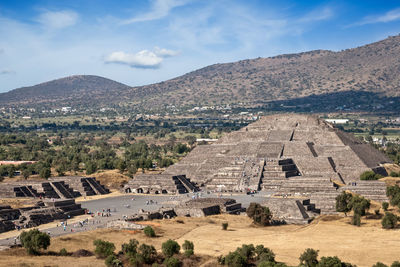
[299,248,319,267]
[382,202,389,211]
[258,261,275,267]
[225,251,247,267]
[121,239,138,257]
[137,243,157,264]
[317,256,342,267]
[93,239,115,259]
[372,262,388,267]
[162,239,180,258]
[164,256,182,267]
[247,203,272,226]
[255,245,275,263]
[182,240,194,257]
[374,209,380,215]
[349,195,370,216]
[382,212,398,229]
[351,213,361,226]
[360,170,382,180]
[20,229,51,255]
[391,261,400,267]
[335,192,353,215]
[236,244,255,261]
[105,254,122,267]
[389,171,399,177]
[222,222,229,230]
[59,248,68,256]
[386,185,400,199]
[144,226,156,237]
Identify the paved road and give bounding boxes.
[0,191,270,247]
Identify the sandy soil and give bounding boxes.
[1,214,399,267]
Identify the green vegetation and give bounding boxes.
[381,212,398,229]
[360,170,383,181]
[222,222,229,230]
[93,239,115,259]
[386,185,400,209]
[299,248,319,267]
[20,229,51,255]
[336,192,371,226]
[246,203,272,226]
[182,240,194,257]
[162,239,180,258]
[143,226,156,237]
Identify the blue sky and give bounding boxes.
[1,0,400,92]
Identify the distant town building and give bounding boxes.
[325,119,349,124]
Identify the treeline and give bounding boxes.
[0,132,193,179]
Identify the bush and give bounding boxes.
[59,248,68,256]
[236,244,255,261]
[182,240,194,257]
[222,222,229,230]
[351,213,361,226]
[391,261,400,267]
[20,229,51,255]
[372,263,388,267]
[299,248,319,267]
[164,257,182,267]
[93,239,115,259]
[162,239,180,258]
[225,251,247,267]
[389,171,399,177]
[360,170,382,180]
[317,256,342,267]
[374,209,380,215]
[144,226,156,237]
[382,202,389,211]
[255,245,275,263]
[335,192,353,215]
[105,254,122,267]
[247,203,272,226]
[349,195,370,216]
[382,212,398,229]
[137,243,157,264]
[121,239,138,257]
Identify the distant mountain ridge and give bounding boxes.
[1,34,400,110]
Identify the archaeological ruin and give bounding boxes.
[0,176,110,199]
[124,114,391,216]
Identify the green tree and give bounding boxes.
[382,202,389,211]
[381,212,398,229]
[247,203,272,226]
[335,192,353,216]
[121,239,138,258]
[105,254,122,267]
[164,257,182,267]
[182,240,194,257]
[93,239,115,259]
[39,167,51,179]
[137,243,157,264]
[20,229,51,255]
[143,226,156,237]
[317,256,342,267]
[85,161,97,175]
[162,239,180,258]
[224,251,247,267]
[372,263,388,267]
[299,248,319,267]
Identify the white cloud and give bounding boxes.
[356,8,400,26]
[154,46,179,57]
[36,10,79,29]
[121,0,190,24]
[105,50,163,68]
[299,6,333,23]
[0,69,16,75]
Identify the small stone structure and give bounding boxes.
[0,176,110,199]
[0,199,85,233]
[174,198,243,217]
[106,220,145,230]
[263,198,320,224]
[127,208,177,221]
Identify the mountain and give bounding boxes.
[1,34,400,110]
[0,75,130,108]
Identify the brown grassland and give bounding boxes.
[1,211,399,267]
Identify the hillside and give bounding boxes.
[1,35,400,110]
[0,75,130,108]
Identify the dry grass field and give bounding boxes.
[1,213,399,267]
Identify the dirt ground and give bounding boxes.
[1,214,399,267]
